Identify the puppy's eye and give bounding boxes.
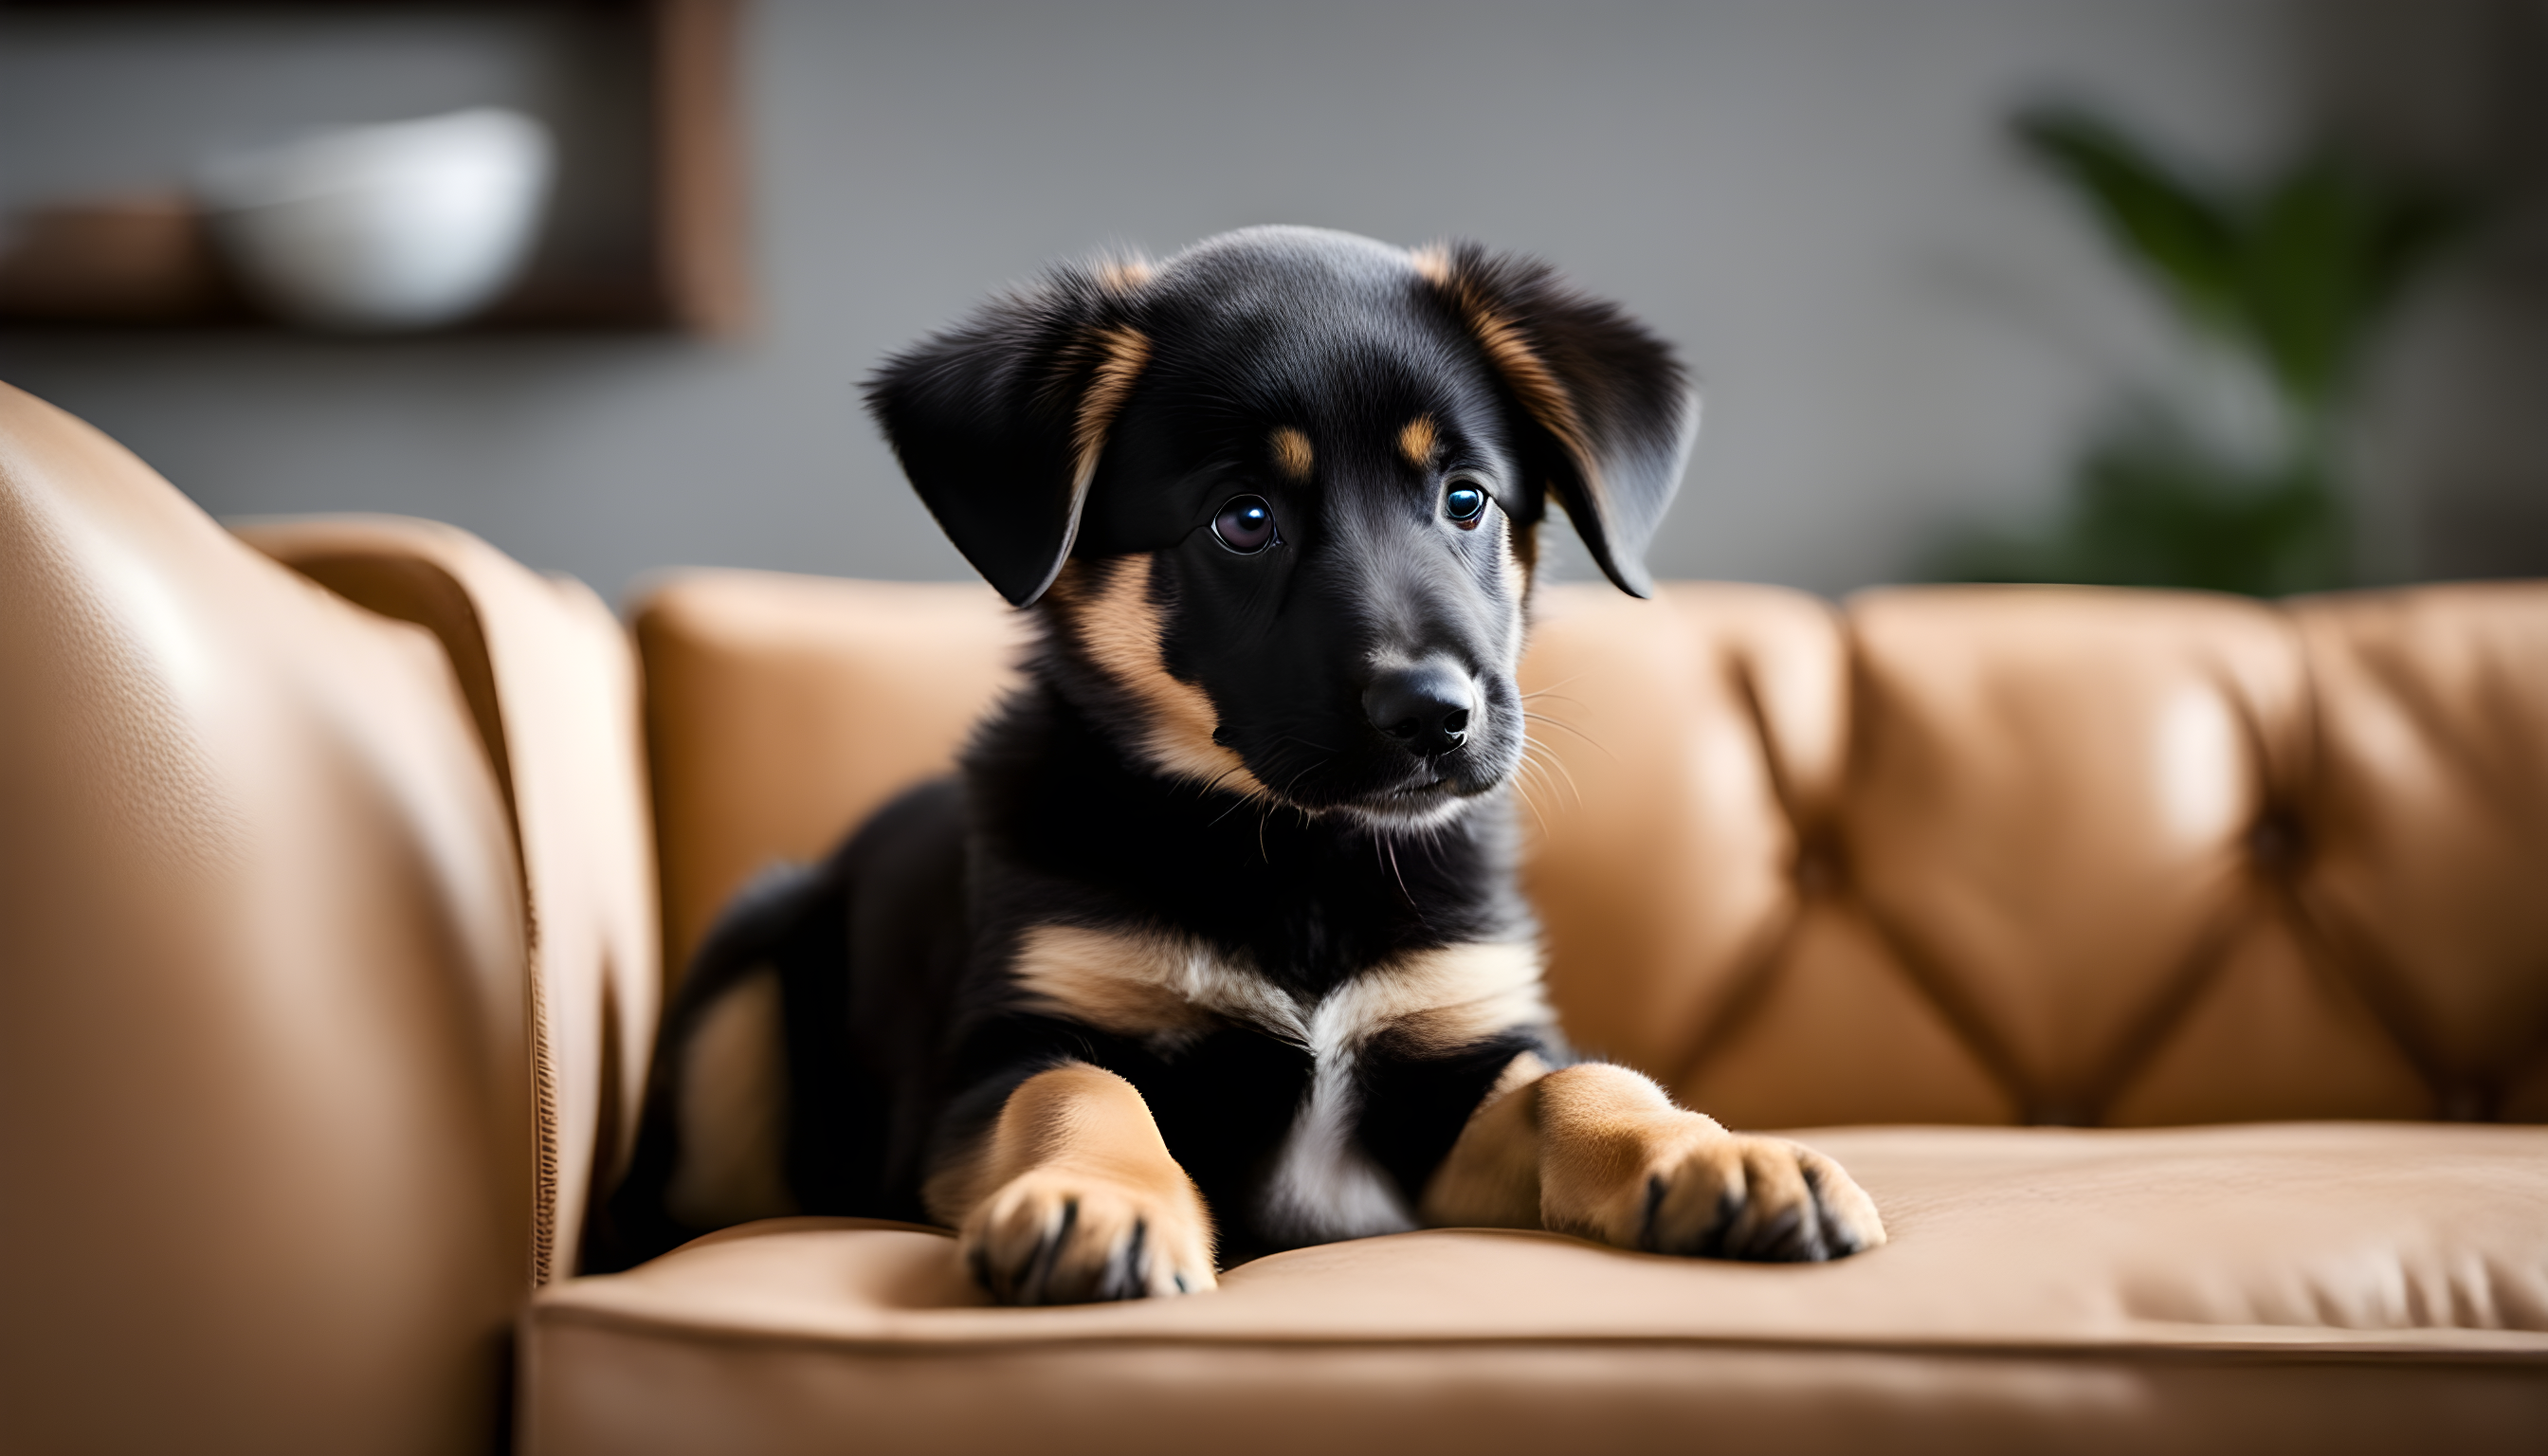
[1211,495,1278,554]
[1443,479,1488,528]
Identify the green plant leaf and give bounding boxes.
[2242,160,2468,414]
[2016,107,2245,337]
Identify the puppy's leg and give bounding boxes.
[663,966,796,1229]
[1422,1058,1886,1262]
[928,1063,1217,1304]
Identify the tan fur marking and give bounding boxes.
[1543,1064,1890,1255]
[1422,255,1608,517]
[1271,426,1315,481]
[1071,326,1151,496]
[1505,502,1540,581]
[1011,927,1547,1054]
[1063,555,1269,793]
[1094,255,1155,293]
[1419,1050,1552,1228]
[1530,1062,1721,1244]
[1344,940,1551,1053]
[665,969,797,1228]
[1011,923,1298,1045]
[927,1063,1218,1301]
[1425,1058,1889,1258]
[1397,414,1439,468]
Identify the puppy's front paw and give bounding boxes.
[1639,1133,1886,1262]
[961,1168,1217,1304]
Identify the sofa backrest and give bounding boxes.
[0,385,660,1454]
[636,571,2548,1131]
[0,386,535,1452]
[1525,582,2548,1129]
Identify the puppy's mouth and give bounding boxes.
[1204,675,1525,825]
[1228,752,1503,828]
[1330,760,1505,824]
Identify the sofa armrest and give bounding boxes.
[236,516,662,1284]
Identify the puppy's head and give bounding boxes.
[865,227,1695,829]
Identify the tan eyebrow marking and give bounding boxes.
[1410,244,1604,516]
[1271,426,1315,480]
[1398,415,1439,468]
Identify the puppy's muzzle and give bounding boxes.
[1364,660,1475,758]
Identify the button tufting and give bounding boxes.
[2247,811,2307,875]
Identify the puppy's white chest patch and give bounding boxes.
[1259,992,1419,1243]
[1011,926,1552,1243]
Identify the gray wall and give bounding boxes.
[3,0,2540,604]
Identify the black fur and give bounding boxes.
[593,227,1698,1283]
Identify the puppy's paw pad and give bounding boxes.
[1644,1137,1885,1263]
[961,1170,1215,1305]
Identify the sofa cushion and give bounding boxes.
[523,1122,2548,1455]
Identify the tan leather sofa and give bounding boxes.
[5,380,2543,1455]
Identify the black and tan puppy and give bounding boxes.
[596,227,1885,1300]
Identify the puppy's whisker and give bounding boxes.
[1517,742,1583,811]
[1193,765,1249,801]
[1535,744,1586,809]
[1278,756,1331,801]
[1380,835,1418,913]
[1501,753,1556,834]
[1517,673,1592,705]
[1522,711,1615,761]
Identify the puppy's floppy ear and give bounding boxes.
[863,261,1153,607]
[1416,243,1698,598]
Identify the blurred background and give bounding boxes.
[2,0,2541,605]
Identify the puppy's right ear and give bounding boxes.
[863,262,1153,607]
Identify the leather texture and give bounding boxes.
[0,383,534,1453]
[631,573,2548,1129]
[634,573,1028,977]
[523,1123,2548,1456]
[10,376,2545,1456]
[1526,583,2548,1129]
[546,569,2546,1453]
[234,516,660,1284]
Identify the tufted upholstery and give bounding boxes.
[634,573,2548,1132]
[1524,584,2548,1130]
[8,366,2542,1454]
[531,568,2548,1456]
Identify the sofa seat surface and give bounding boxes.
[523,1122,2548,1456]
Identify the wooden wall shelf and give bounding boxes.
[0,0,751,337]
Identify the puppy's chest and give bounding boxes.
[1008,923,1542,1055]
[1008,923,1548,1242]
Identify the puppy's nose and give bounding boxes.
[1364,661,1476,756]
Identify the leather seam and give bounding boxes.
[522,1302,2548,1364]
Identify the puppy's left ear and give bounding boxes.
[1418,244,1698,598]
[862,262,1152,607]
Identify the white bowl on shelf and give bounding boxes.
[197,108,555,332]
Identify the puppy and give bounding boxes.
[596,226,1885,1300]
